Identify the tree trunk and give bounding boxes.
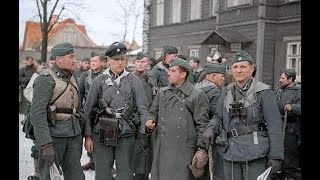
[142,0,151,53]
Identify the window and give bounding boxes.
[286,41,301,81]
[189,49,200,57]
[172,0,181,23]
[190,0,201,20]
[155,51,162,60]
[211,0,218,16]
[156,0,164,26]
[227,0,251,8]
[63,31,77,45]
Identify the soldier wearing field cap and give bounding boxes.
[201,50,284,180]
[274,68,301,180]
[29,42,85,180]
[195,63,226,180]
[148,45,178,92]
[83,41,149,180]
[146,58,210,180]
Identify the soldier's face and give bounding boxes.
[211,73,225,88]
[168,66,187,86]
[135,57,150,73]
[109,56,127,75]
[56,53,77,73]
[231,61,254,84]
[164,53,178,64]
[90,56,103,71]
[279,73,292,88]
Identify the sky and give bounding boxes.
[19,0,144,47]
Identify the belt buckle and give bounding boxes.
[231,128,238,138]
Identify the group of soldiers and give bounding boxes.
[18,41,301,180]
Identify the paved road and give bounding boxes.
[19,114,95,180]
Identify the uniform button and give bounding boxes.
[180,108,183,110]
[163,108,165,110]
[162,125,164,128]
[161,134,164,136]
[162,117,164,119]
[182,99,185,102]
[179,117,181,119]
[177,136,179,138]
[177,126,180,128]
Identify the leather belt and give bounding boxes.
[56,108,75,114]
[227,123,267,138]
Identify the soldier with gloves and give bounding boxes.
[146,58,210,180]
[201,50,284,180]
[274,68,301,180]
[83,42,150,180]
[29,42,85,180]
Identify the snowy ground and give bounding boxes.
[19,114,95,180]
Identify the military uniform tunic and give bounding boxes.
[83,68,149,180]
[148,81,210,180]
[275,84,301,178]
[207,78,284,179]
[30,64,84,180]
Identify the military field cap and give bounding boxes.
[91,51,101,58]
[51,42,75,59]
[190,56,201,64]
[162,45,178,55]
[169,58,192,73]
[103,41,127,59]
[136,52,148,60]
[231,50,253,64]
[204,63,226,74]
[281,68,296,77]
[177,54,187,61]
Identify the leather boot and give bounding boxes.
[27,158,40,180]
[82,156,95,170]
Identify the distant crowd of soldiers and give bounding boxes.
[19,41,301,180]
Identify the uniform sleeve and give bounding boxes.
[132,76,150,134]
[148,68,159,87]
[23,73,38,103]
[83,75,101,136]
[194,90,210,147]
[30,74,54,146]
[19,68,29,86]
[261,89,284,160]
[209,89,221,118]
[148,89,160,124]
[291,89,301,116]
[207,87,226,133]
[78,72,86,109]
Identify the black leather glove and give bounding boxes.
[41,143,55,166]
[267,159,282,174]
[201,127,215,150]
[215,128,228,146]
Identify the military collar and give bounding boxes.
[235,78,253,91]
[168,81,193,96]
[51,64,71,79]
[108,68,124,80]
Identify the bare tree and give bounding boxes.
[113,0,143,48]
[35,0,84,63]
[142,0,151,53]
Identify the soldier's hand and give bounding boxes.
[84,136,93,153]
[284,104,292,112]
[201,127,215,150]
[268,159,282,174]
[146,120,156,130]
[41,143,55,166]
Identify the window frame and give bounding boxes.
[156,0,164,26]
[172,0,181,23]
[190,0,202,21]
[286,41,301,80]
[227,0,251,8]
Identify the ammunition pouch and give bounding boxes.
[98,116,119,146]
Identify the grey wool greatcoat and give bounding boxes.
[148,81,210,180]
